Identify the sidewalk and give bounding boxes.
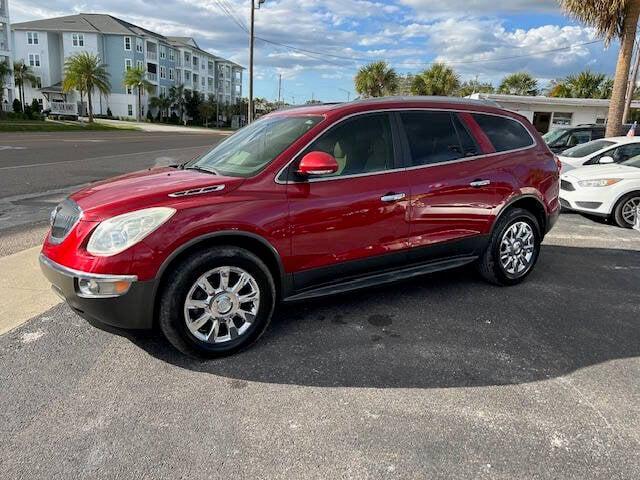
[0,246,60,335]
[94,118,235,135]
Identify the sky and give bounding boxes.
[9,0,621,103]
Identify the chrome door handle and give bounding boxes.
[381,192,406,202]
[470,179,491,188]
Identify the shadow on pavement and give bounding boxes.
[130,245,640,389]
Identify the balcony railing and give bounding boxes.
[147,72,158,82]
[147,51,158,61]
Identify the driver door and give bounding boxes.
[285,113,410,290]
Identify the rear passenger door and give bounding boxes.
[399,110,534,262]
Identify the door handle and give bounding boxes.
[470,179,491,188]
[380,192,406,202]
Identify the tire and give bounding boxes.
[477,208,541,286]
[158,246,276,358]
[613,192,640,229]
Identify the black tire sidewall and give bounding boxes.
[488,209,541,286]
[159,247,275,358]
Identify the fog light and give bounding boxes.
[77,278,133,298]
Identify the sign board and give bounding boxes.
[50,102,78,116]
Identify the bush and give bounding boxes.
[13,99,22,113]
[106,107,113,118]
[31,98,42,114]
[146,109,154,122]
[169,112,179,124]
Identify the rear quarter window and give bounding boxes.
[472,114,534,152]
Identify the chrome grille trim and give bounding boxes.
[168,185,226,197]
[49,199,82,245]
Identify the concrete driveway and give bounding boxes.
[1,215,639,479]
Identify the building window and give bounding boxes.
[168,68,174,81]
[136,60,144,70]
[27,32,39,45]
[596,118,606,124]
[125,58,132,71]
[184,52,191,62]
[28,54,41,67]
[552,112,573,126]
[185,71,191,81]
[136,39,143,53]
[168,49,175,61]
[72,33,85,47]
[124,36,132,51]
[160,66,166,79]
[160,86,167,97]
[126,86,133,95]
[35,76,42,89]
[128,104,133,116]
[160,47,166,60]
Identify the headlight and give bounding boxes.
[577,178,622,188]
[87,207,176,256]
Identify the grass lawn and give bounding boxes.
[0,120,140,132]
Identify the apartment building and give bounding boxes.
[11,13,244,118]
[1,0,15,109]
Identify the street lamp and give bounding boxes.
[248,0,266,124]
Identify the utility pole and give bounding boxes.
[248,0,256,124]
[338,88,351,102]
[277,73,282,107]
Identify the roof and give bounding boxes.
[12,13,243,68]
[469,92,640,109]
[269,96,511,118]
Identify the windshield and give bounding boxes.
[542,129,568,146]
[187,115,322,177]
[562,140,615,158]
[621,155,640,168]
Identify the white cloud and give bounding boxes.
[398,0,559,15]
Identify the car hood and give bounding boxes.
[71,167,245,220]
[562,164,640,181]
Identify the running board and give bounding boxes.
[283,255,478,302]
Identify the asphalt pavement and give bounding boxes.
[1,216,639,479]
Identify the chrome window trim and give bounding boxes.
[274,107,537,184]
[40,254,138,282]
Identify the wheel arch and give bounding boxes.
[152,231,288,324]
[493,195,548,237]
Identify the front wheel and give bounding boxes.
[477,208,541,286]
[613,193,640,229]
[158,247,276,358]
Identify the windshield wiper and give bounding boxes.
[186,166,218,175]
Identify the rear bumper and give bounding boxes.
[39,254,156,330]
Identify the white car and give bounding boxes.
[558,136,640,173]
[560,155,640,228]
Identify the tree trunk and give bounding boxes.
[87,89,94,123]
[606,0,640,137]
[137,87,142,122]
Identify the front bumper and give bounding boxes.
[39,254,156,330]
[559,178,614,217]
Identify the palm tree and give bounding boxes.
[149,94,172,122]
[62,52,111,122]
[549,70,613,99]
[498,72,539,96]
[169,84,186,124]
[548,80,573,98]
[13,61,37,109]
[123,66,154,121]
[0,60,11,106]
[411,63,460,96]
[354,61,398,98]
[455,79,495,97]
[560,0,640,135]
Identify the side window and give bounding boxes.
[452,114,479,157]
[300,114,394,177]
[472,114,534,152]
[592,129,605,140]
[400,111,467,166]
[566,130,591,148]
[611,144,640,163]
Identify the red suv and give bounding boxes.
[41,97,560,357]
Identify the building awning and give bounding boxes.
[39,82,65,94]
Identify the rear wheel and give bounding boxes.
[158,247,275,358]
[477,208,541,286]
[613,193,640,228]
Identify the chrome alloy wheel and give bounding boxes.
[621,197,640,225]
[499,221,536,276]
[183,266,260,344]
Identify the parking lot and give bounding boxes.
[1,209,639,478]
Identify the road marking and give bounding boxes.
[0,146,27,151]
[0,145,212,170]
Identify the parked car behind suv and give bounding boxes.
[41,97,560,357]
[542,124,606,153]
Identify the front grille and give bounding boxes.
[560,180,575,191]
[50,199,82,244]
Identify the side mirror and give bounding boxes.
[297,151,339,177]
[599,156,614,164]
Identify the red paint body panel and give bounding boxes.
[41,98,559,293]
